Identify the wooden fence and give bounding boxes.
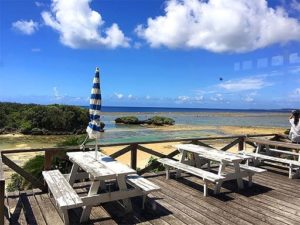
[0,133,287,222]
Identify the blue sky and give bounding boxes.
[1,0,300,109]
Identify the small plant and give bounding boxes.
[115,116,140,124]
[146,156,165,172]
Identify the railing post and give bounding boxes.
[0,156,5,225]
[238,137,244,151]
[44,150,59,171]
[130,144,137,170]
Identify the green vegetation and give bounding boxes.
[0,102,105,135]
[147,116,175,126]
[7,155,45,191]
[146,156,165,172]
[115,116,140,124]
[115,116,175,126]
[6,135,82,191]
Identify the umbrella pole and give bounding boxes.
[95,139,98,159]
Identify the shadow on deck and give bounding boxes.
[4,165,300,225]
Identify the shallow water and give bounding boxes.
[0,112,289,149]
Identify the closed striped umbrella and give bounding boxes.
[86,67,102,158]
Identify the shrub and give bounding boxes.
[146,156,165,172]
[56,135,87,147]
[115,116,140,124]
[147,116,175,126]
[7,155,45,191]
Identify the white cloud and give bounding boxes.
[146,95,151,100]
[177,96,190,102]
[128,94,133,99]
[114,93,124,99]
[210,94,223,101]
[291,0,300,12]
[12,20,39,35]
[42,0,130,49]
[219,77,271,91]
[136,0,300,53]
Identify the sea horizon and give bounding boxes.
[83,105,293,113]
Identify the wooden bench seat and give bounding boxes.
[158,158,225,196]
[43,170,83,225]
[127,174,160,208]
[244,152,300,178]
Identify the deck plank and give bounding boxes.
[7,191,27,225]
[4,166,300,225]
[34,192,64,225]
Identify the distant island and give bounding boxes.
[0,102,104,135]
[115,116,175,126]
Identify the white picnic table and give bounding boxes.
[175,144,254,191]
[67,151,139,222]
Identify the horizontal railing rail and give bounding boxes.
[246,137,300,150]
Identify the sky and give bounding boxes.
[0,0,300,109]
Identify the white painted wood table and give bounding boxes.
[67,151,137,223]
[176,144,253,192]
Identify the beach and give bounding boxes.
[0,124,286,178]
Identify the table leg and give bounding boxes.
[80,180,101,222]
[68,163,79,186]
[215,162,226,194]
[177,151,187,177]
[233,162,244,189]
[117,175,133,212]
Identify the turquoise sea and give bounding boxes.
[86,106,291,144]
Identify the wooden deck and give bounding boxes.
[4,164,300,225]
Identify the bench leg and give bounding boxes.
[289,164,293,179]
[207,161,211,171]
[142,195,147,209]
[165,166,170,179]
[248,175,253,187]
[214,181,222,195]
[175,169,181,178]
[62,209,69,225]
[203,181,208,197]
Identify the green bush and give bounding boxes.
[147,116,175,126]
[146,156,165,172]
[115,116,140,124]
[7,155,45,191]
[6,151,73,192]
[115,116,175,126]
[56,135,87,147]
[0,102,90,134]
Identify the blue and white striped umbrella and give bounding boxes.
[86,67,102,158]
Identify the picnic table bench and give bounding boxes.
[244,138,300,178]
[43,151,160,224]
[42,170,83,225]
[159,144,266,196]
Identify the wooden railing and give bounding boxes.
[0,156,4,225]
[0,133,285,223]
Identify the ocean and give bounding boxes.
[82,106,291,144]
